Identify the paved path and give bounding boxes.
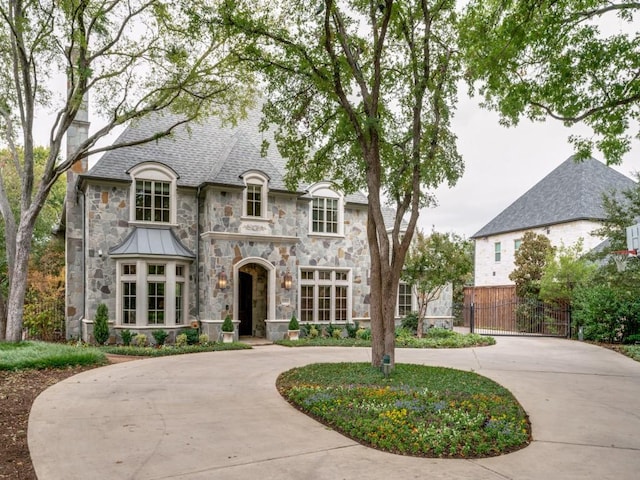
[29,338,640,479]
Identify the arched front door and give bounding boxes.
[237,263,268,337]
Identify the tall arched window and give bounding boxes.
[128,163,178,225]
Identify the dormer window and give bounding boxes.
[241,171,269,219]
[128,163,178,225]
[308,183,344,236]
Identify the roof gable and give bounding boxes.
[472,157,636,238]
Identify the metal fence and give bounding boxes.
[466,298,571,337]
[22,298,66,341]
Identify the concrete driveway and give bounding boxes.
[29,337,640,479]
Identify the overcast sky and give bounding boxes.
[419,96,639,239]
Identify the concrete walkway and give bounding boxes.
[29,337,640,479]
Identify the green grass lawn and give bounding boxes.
[277,362,530,458]
[0,341,107,370]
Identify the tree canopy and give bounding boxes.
[460,0,640,164]
[402,230,472,337]
[509,231,555,299]
[221,0,464,365]
[0,0,254,341]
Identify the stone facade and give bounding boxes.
[77,176,452,342]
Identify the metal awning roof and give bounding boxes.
[109,227,195,259]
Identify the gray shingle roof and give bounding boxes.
[472,157,636,238]
[86,108,293,192]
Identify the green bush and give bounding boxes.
[332,328,342,339]
[152,329,169,346]
[288,314,299,330]
[183,328,199,345]
[345,321,359,338]
[175,333,188,347]
[572,284,640,343]
[356,328,371,340]
[93,303,110,345]
[222,315,234,332]
[134,333,147,347]
[120,329,133,346]
[308,325,319,338]
[199,333,209,345]
[400,312,419,334]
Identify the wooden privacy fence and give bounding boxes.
[463,286,571,337]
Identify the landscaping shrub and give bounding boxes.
[175,333,188,347]
[120,329,133,346]
[222,315,234,332]
[356,327,371,340]
[332,328,342,339]
[345,321,359,338]
[401,312,419,334]
[93,303,110,345]
[288,314,299,331]
[199,333,209,345]
[134,333,147,347]
[572,284,640,343]
[152,329,169,346]
[183,328,199,345]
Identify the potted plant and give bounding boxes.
[221,314,234,343]
[287,314,300,341]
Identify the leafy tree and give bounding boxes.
[0,0,253,342]
[221,0,464,366]
[460,0,639,164]
[509,231,555,299]
[539,239,597,305]
[0,147,64,339]
[402,230,472,337]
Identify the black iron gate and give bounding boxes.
[466,299,571,338]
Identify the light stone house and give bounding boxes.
[65,109,453,343]
[471,157,636,287]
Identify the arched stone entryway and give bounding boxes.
[234,258,276,338]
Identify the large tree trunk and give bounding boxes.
[0,295,6,340]
[5,223,36,342]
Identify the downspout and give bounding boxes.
[196,185,202,327]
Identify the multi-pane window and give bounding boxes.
[175,282,184,324]
[246,183,262,217]
[118,261,187,326]
[299,268,350,322]
[147,282,165,324]
[494,242,502,262]
[121,264,137,324]
[135,180,170,222]
[122,282,136,324]
[514,239,522,252]
[312,197,338,233]
[398,283,412,317]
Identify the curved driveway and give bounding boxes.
[29,337,640,479]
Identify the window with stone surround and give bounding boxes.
[308,183,344,236]
[128,162,178,225]
[299,268,350,322]
[116,260,188,326]
[241,171,269,219]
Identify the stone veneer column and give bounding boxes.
[65,88,89,339]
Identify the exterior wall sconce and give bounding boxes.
[283,270,292,290]
[217,269,228,290]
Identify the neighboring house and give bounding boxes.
[65,108,452,343]
[471,157,636,286]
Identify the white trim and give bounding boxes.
[128,163,178,225]
[201,231,299,244]
[298,266,352,323]
[307,182,344,236]
[241,171,269,220]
